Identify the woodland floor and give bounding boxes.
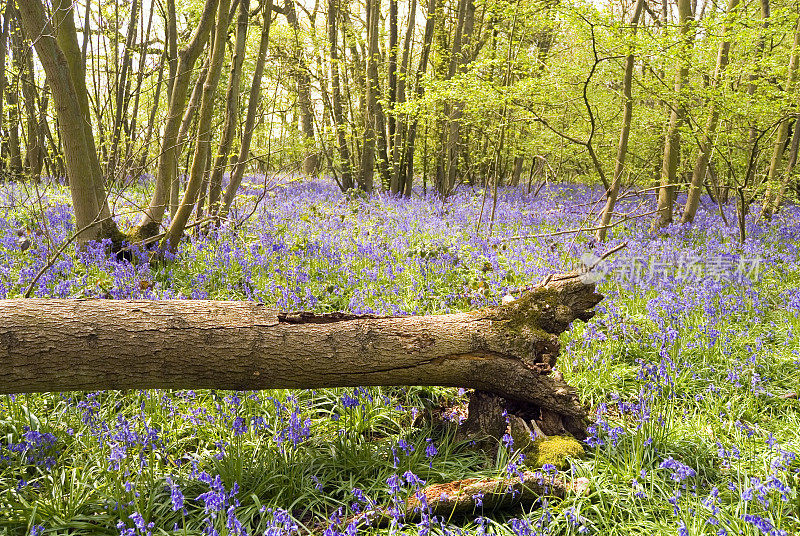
[0,177,798,535]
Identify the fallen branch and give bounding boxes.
[502,209,658,242]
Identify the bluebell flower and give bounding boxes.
[660,457,696,482]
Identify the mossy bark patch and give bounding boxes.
[525,436,586,470]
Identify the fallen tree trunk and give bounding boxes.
[346,471,591,528]
[0,273,601,433]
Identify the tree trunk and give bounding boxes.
[681,0,739,224]
[221,0,274,217]
[740,0,770,196]
[359,0,379,192]
[16,0,116,242]
[328,0,355,191]
[596,0,645,242]
[10,11,44,181]
[402,0,438,196]
[51,0,115,229]
[173,58,210,215]
[760,16,800,221]
[22,45,43,180]
[388,0,399,156]
[441,0,475,197]
[389,0,416,194]
[135,0,221,239]
[284,0,318,176]
[653,0,693,231]
[509,155,524,186]
[208,0,250,216]
[163,0,231,249]
[108,0,140,180]
[766,116,800,217]
[5,4,22,176]
[0,274,600,434]
[125,0,155,177]
[133,6,163,180]
[0,6,6,171]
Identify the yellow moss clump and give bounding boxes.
[525,436,585,470]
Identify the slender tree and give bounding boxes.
[163,0,232,249]
[9,8,44,181]
[5,2,22,176]
[108,0,141,179]
[208,0,250,215]
[221,1,275,217]
[0,7,6,171]
[389,0,417,194]
[681,0,740,224]
[596,0,645,241]
[401,0,438,196]
[359,0,380,192]
[16,0,121,241]
[135,0,221,239]
[327,0,354,190]
[760,16,800,221]
[284,0,318,176]
[653,0,694,230]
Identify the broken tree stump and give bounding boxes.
[0,272,601,434]
[407,471,591,516]
[345,471,591,527]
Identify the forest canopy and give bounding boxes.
[2,0,799,241]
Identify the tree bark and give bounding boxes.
[51,0,115,228]
[208,0,250,216]
[132,4,161,179]
[9,10,44,181]
[125,0,155,176]
[653,0,694,230]
[401,0,438,196]
[760,16,800,221]
[681,0,740,224]
[596,0,645,241]
[389,0,416,194]
[173,57,210,214]
[163,0,231,249]
[221,0,274,217]
[284,0,318,176]
[510,155,524,187]
[440,0,475,197]
[134,0,221,239]
[108,0,140,179]
[4,6,22,177]
[0,273,601,433]
[359,0,379,192]
[16,0,112,242]
[0,6,6,171]
[165,0,178,102]
[740,0,770,197]
[4,2,22,176]
[327,0,355,191]
[388,0,399,152]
